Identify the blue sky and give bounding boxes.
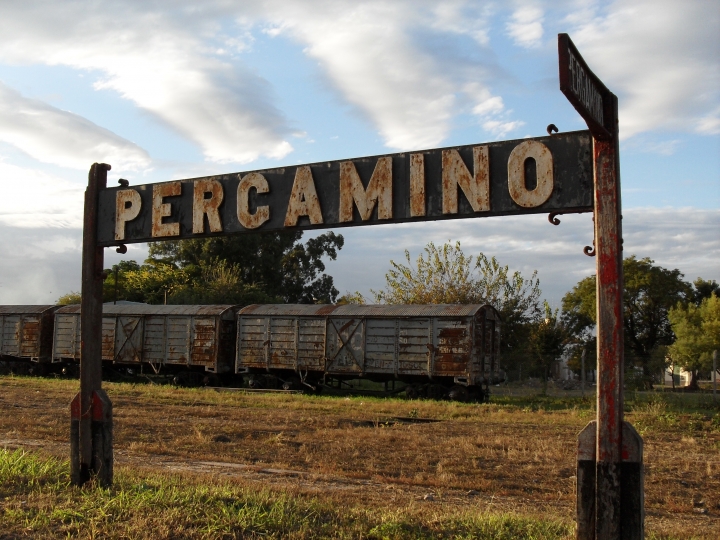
[0,0,718,305]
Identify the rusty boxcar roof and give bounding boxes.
[239,304,497,317]
[56,304,238,316]
[0,305,58,315]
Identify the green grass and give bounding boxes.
[0,448,576,539]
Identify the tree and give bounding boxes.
[57,291,81,305]
[562,256,693,386]
[145,231,344,304]
[668,296,720,389]
[692,278,720,304]
[89,231,344,305]
[373,241,542,367]
[528,301,568,393]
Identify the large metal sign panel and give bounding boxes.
[98,131,593,247]
[558,34,615,140]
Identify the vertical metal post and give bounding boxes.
[592,94,624,539]
[591,95,643,540]
[71,162,113,487]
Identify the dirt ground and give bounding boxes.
[1,376,719,538]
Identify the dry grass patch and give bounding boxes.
[1,375,719,538]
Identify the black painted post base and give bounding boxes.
[70,390,113,487]
[576,421,644,540]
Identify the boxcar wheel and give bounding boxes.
[405,384,420,399]
[448,385,469,402]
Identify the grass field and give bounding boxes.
[1,375,718,538]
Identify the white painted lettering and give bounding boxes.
[237,172,270,229]
[339,157,392,222]
[192,179,224,234]
[151,182,181,238]
[114,189,142,241]
[507,140,554,208]
[284,166,323,227]
[442,146,490,214]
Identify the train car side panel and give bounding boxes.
[325,317,365,374]
[433,318,471,376]
[364,319,396,374]
[0,314,20,357]
[298,318,325,371]
[398,318,432,376]
[237,317,268,370]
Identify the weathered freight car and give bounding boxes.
[236,304,501,401]
[52,304,239,384]
[0,305,59,374]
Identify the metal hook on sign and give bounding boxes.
[547,124,559,135]
[116,244,128,254]
[547,210,596,256]
[547,208,592,226]
[584,214,596,257]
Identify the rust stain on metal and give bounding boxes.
[593,135,623,466]
[192,179,224,234]
[339,157,392,222]
[409,153,425,217]
[441,147,490,214]
[315,305,340,316]
[284,166,323,227]
[152,181,181,238]
[507,140,554,208]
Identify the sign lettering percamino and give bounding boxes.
[99,131,593,246]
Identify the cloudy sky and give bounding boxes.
[0,0,718,306]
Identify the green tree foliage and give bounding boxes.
[668,295,720,389]
[528,301,569,393]
[56,291,82,305]
[562,256,694,385]
[373,241,542,364]
[99,231,344,305]
[692,278,720,304]
[336,291,367,305]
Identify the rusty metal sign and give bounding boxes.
[558,34,614,140]
[98,131,593,247]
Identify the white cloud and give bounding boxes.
[0,82,151,171]
[0,2,293,164]
[254,0,521,149]
[565,0,720,139]
[482,119,526,138]
[696,106,720,135]
[331,208,720,306]
[506,3,545,48]
[0,160,85,228]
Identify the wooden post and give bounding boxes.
[71,162,113,487]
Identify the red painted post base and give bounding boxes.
[70,390,113,487]
[576,421,644,539]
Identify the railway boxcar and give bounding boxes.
[236,304,501,400]
[52,304,239,381]
[0,306,59,371]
